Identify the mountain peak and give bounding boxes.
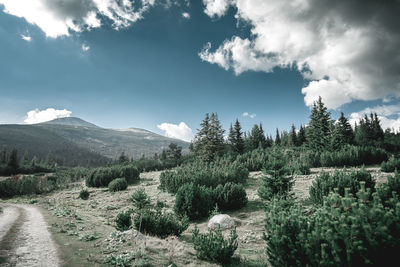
[40,117,99,128]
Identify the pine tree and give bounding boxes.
[249,123,266,150]
[289,124,298,146]
[228,119,244,154]
[306,96,331,151]
[275,129,281,146]
[297,125,306,146]
[193,113,225,162]
[8,148,18,172]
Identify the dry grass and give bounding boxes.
[7,167,393,266]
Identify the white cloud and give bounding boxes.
[203,0,231,18]
[24,108,72,124]
[20,34,31,42]
[157,122,194,142]
[0,0,156,38]
[242,112,256,119]
[349,104,400,132]
[182,12,190,19]
[82,44,90,51]
[201,0,400,109]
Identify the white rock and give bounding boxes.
[208,214,235,230]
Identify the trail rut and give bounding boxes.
[0,204,60,267]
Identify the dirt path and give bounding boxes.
[0,204,60,267]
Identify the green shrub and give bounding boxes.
[318,145,388,167]
[108,178,128,192]
[264,186,400,267]
[0,176,54,198]
[213,183,247,211]
[79,189,90,200]
[309,168,375,204]
[159,159,248,194]
[192,226,238,265]
[174,183,214,220]
[381,157,400,172]
[86,164,139,187]
[115,211,132,231]
[258,157,294,200]
[130,189,150,210]
[377,171,400,207]
[134,209,189,238]
[235,147,268,171]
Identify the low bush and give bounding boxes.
[108,178,128,192]
[0,176,54,198]
[159,159,248,194]
[115,211,132,231]
[235,147,268,171]
[309,168,375,204]
[79,189,90,200]
[213,183,247,211]
[174,183,214,220]
[318,145,388,167]
[86,164,139,187]
[192,226,238,265]
[377,171,400,207]
[258,156,294,201]
[174,182,248,220]
[381,157,400,172]
[133,209,189,238]
[130,189,151,210]
[264,186,400,267]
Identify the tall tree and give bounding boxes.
[297,125,306,146]
[249,123,266,150]
[228,119,245,154]
[193,113,225,162]
[275,129,281,146]
[331,112,354,149]
[8,148,18,171]
[167,143,182,162]
[289,124,298,146]
[306,96,331,151]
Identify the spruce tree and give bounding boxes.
[228,119,244,154]
[289,124,298,146]
[275,129,281,146]
[297,125,306,146]
[249,124,266,150]
[193,113,225,162]
[8,148,18,172]
[306,96,331,151]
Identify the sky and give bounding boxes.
[0,0,399,142]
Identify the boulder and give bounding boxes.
[207,214,235,230]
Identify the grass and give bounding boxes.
[6,167,392,266]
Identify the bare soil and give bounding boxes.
[0,204,60,266]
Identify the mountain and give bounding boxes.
[41,117,99,128]
[0,117,189,166]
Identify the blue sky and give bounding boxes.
[0,0,399,141]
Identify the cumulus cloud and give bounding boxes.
[20,34,31,42]
[349,104,400,132]
[242,112,256,119]
[182,12,190,19]
[201,0,400,109]
[82,44,90,51]
[24,108,72,124]
[203,0,231,18]
[157,122,194,142]
[0,0,156,38]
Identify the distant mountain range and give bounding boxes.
[0,117,189,166]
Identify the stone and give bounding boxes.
[207,214,235,230]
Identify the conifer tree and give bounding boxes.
[249,123,266,150]
[297,125,306,146]
[228,119,244,154]
[330,112,354,150]
[8,148,18,171]
[306,96,331,151]
[193,113,225,162]
[275,129,281,146]
[289,124,298,146]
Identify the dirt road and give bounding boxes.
[0,204,60,267]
